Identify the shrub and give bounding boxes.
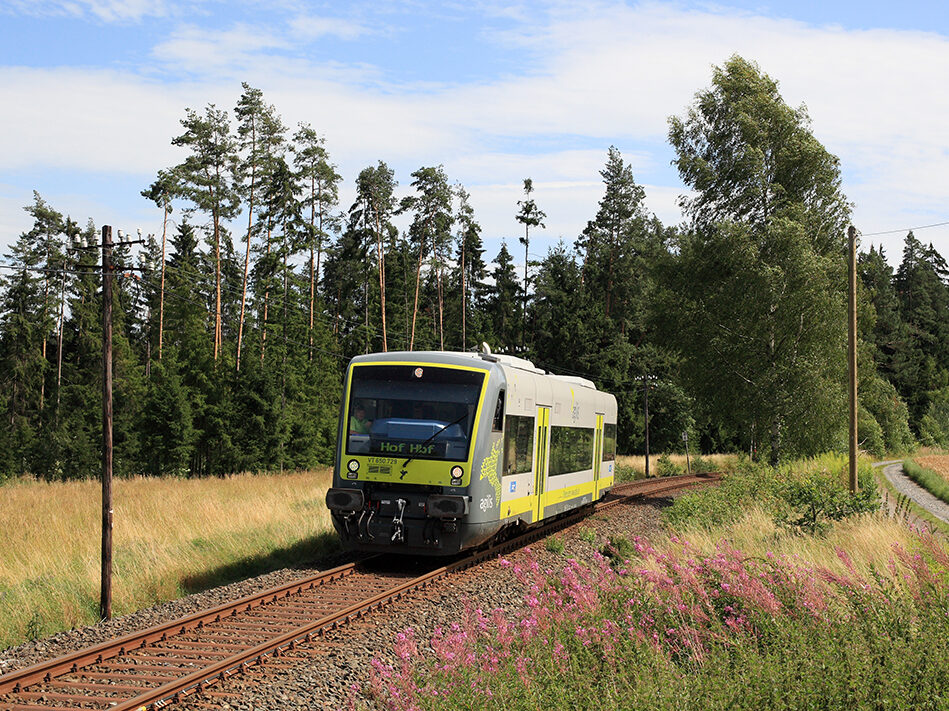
[544,535,565,554]
[615,463,640,482]
[666,455,878,534]
[656,453,684,477]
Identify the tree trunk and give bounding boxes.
[409,234,425,351]
[461,239,467,350]
[260,223,272,364]
[55,264,66,416]
[281,222,289,472]
[237,160,256,373]
[308,175,316,360]
[40,243,50,412]
[158,205,168,360]
[436,246,444,351]
[376,213,388,352]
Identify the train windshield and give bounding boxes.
[346,364,486,462]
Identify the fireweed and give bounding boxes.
[358,536,949,710]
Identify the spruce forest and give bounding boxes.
[1,57,947,481]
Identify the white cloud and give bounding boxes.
[2,2,948,263]
[4,0,172,21]
[152,24,292,73]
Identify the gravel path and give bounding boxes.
[879,460,949,524]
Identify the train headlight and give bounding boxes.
[450,465,463,486]
[347,459,360,472]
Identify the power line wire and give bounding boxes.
[858,220,949,238]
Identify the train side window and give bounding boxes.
[549,425,595,476]
[603,423,617,461]
[503,415,534,476]
[492,391,505,431]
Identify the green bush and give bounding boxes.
[656,453,684,477]
[544,535,565,554]
[777,471,879,534]
[666,455,878,534]
[615,463,640,482]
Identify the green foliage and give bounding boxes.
[601,534,636,566]
[656,453,684,477]
[666,455,877,534]
[577,526,597,544]
[615,462,640,482]
[663,56,851,465]
[919,387,949,448]
[777,471,878,534]
[544,535,565,554]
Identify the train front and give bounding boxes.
[325,352,502,555]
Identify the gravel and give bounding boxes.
[880,460,949,524]
[179,496,675,710]
[0,495,677,709]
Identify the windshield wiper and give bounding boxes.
[400,411,469,478]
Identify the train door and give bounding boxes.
[533,406,550,522]
[593,413,604,498]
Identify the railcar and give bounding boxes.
[325,347,617,555]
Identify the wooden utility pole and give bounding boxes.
[101,225,114,620]
[644,376,650,479]
[848,225,858,494]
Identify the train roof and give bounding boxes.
[347,350,601,391]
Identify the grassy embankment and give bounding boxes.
[364,454,949,710]
[0,469,336,650]
[902,453,949,504]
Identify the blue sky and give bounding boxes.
[1,0,948,269]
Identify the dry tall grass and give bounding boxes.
[662,507,919,580]
[616,453,738,476]
[0,469,335,650]
[915,454,949,482]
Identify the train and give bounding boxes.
[325,347,618,555]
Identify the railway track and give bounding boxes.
[0,472,717,710]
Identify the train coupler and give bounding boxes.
[390,499,408,543]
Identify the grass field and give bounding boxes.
[0,469,337,650]
[616,453,738,479]
[915,453,949,481]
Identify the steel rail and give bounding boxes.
[0,561,360,697]
[0,472,717,710]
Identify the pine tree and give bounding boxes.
[141,170,176,361]
[515,178,545,349]
[452,184,485,350]
[234,84,273,372]
[170,104,240,362]
[293,123,341,360]
[351,162,397,351]
[484,242,520,351]
[402,166,453,350]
